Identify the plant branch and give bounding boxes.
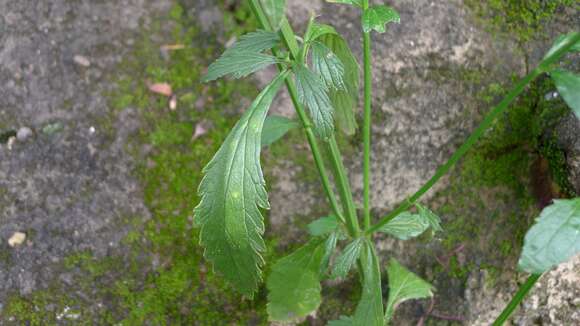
[248,0,360,236]
[367,32,580,235]
[362,0,373,231]
[492,274,542,325]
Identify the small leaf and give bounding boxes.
[267,239,326,321]
[203,52,279,82]
[332,238,364,279]
[551,69,580,119]
[518,198,580,274]
[304,22,339,44]
[326,0,362,7]
[378,205,442,240]
[261,115,300,146]
[294,64,335,138]
[328,316,354,326]
[259,0,287,29]
[223,30,280,54]
[321,231,339,275]
[385,258,434,322]
[307,215,339,236]
[312,42,346,91]
[416,204,443,233]
[319,34,359,135]
[362,5,401,33]
[544,32,580,59]
[194,71,288,297]
[378,212,430,240]
[352,241,384,326]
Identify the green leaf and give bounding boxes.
[307,215,339,236]
[551,69,580,119]
[518,198,580,274]
[203,52,278,82]
[544,32,580,59]
[378,205,442,240]
[224,30,280,54]
[331,238,364,279]
[318,34,359,136]
[304,22,338,44]
[326,0,362,7]
[294,64,335,139]
[312,42,346,91]
[378,212,430,240]
[328,242,383,326]
[385,258,434,322]
[362,5,401,33]
[259,0,287,29]
[416,203,443,233]
[261,115,300,147]
[352,241,384,326]
[202,30,281,82]
[321,231,339,275]
[328,316,354,326]
[267,239,326,321]
[194,71,288,297]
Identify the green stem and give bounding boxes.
[367,32,580,235]
[493,274,542,325]
[248,0,360,236]
[328,137,360,233]
[362,0,372,231]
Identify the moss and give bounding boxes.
[465,0,576,43]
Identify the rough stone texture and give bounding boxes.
[0,0,171,306]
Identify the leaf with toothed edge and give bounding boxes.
[294,63,335,139]
[194,71,288,297]
[362,5,401,33]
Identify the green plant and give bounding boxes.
[196,0,580,324]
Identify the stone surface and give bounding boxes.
[0,0,171,304]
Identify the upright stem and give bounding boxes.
[367,32,580,235]
[362,0,373,230]
[328,137,360,232]
[492,274,542,325]
[248,0,360,236]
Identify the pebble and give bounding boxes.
[73,55,91,67]
[8,232,26,247]
[16,126,33,141]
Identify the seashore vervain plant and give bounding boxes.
[196,0,580,324]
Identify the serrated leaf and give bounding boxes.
[312,42,346,91]
[224,30,280,54]
[261,115,300,147]
[267,239,326,321]
[362,5,401,33]
[307,215,339,236]
[518,198,580,274]
[329,242,383,326]
[203,52,278,82]
[321,231,339,275]
[319,34,359,135]
[352,241,384,326]
[378,205,442,240]
[551,69,580,119]
[385,258,434,322]
[294,64,335,138]
[378,212,430,240]
[194,72,288,296]
[416,204,443,233]
[259,0,287,29]
[544,32,580,59]
[332,238,364,279]
[305,22,338,44]
[326,0,362,7]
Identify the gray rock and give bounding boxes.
[16,127,32,142]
